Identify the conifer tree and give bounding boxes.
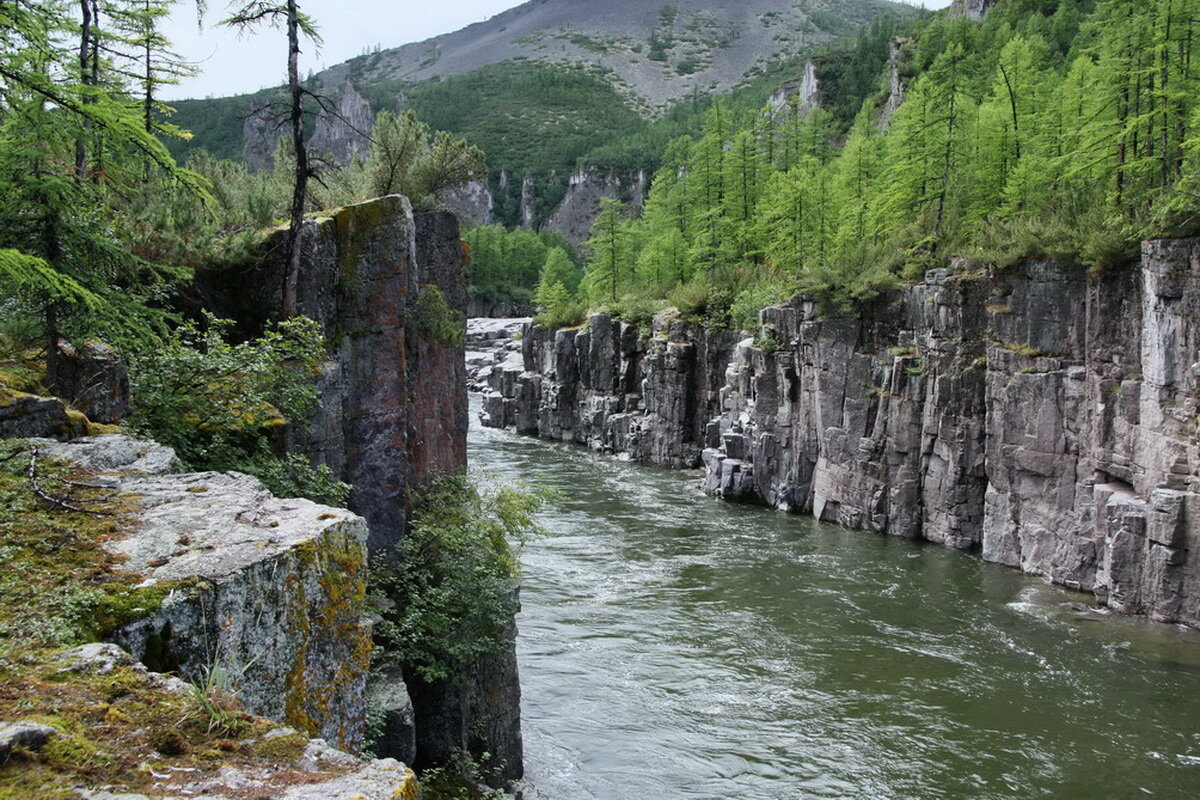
[222,0,320,318]
[583,198,629,304]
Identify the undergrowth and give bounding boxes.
[0,441,358,798]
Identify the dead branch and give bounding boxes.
[27,444,112,516]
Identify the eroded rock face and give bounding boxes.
[197,197,468,557]
[481,313,735,469]
[42,435,373,752]
[493,242,1200,628]
[309,84,374,165]
[47,340,130,424]
[0,393,89,441]
[546,167,647,246]
[196,196,522,779]
[703,247,1199,627]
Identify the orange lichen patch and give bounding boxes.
[393,767,421,800]
[283,528,372,746]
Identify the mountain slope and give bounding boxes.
[165,0,919,233]
[329,0,913,110]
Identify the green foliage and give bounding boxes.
[533,249,587,329]
[729,282,792,332]
[126,314,349,504]
[401,61,647,176]
[414,285,467,348]
[572,0,1200,321]
[533,289,587,330]
[665,279,712,319]
[371,475,548,684]
[316,110,486,212]
[606,294,662,330]
[465,224,579,310]
[251,453,351,508]
[417,750,507,800]
[582,199,633,304]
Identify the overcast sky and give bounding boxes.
[162,0,956,100]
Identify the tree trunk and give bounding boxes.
[143,0,154,134]
[283,0,308,318]
[42,210,63,387]
[75,0,94,180]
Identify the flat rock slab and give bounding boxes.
[0,721,56,761]
[35,434,181,475]
[107,469,362,582]
[78,757,418,800]
[40,435,373,752]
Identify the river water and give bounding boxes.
[467,399,1200,800]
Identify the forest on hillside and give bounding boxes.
[5,0,1200,437]
[513,0,1200,331]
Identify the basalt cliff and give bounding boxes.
[198,196,523,781]
[481,240,1200,628]
[0,195,519,796]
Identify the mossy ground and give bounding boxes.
[0,442,365,798]
[0,441,155,652]
[0,350,118,437]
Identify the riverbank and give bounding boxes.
[469,395,1200,799]
[479,242,1200,629]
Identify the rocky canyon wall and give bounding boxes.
[481,313,735,469]
[481,242,1200,628]
[197,196,522,778]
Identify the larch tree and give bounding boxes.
[583,198,629,304]
[222,0,320,318]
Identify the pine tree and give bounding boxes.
[0,0,204,377]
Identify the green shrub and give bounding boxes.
[534,299,588,330]
[730,282,792,332]
[250,452,351,507]
[371,475,548,683]
[417,750,507,799]
[606,293,662,330]
[414,285,466,347]
[666,280,711,320]
[127,314,350,505]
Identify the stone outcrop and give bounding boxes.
[197,196,466,556]
[879,37,909,129]
[467,317,529,392]
[309,83,374,165]
[769,60,820,116]
[704,247,1199,627]
[950,0,998,21]
[442,179,496,227]
[196,195,523,779]
[485,242,1200,628]
[38,434,373,752]
[481,312,735,469]
[0,721,56,761]
[241,105,279,173]
[547,167,647,246]
[0,391,90,441]
[405,611,524,783]
[47,339,130,424]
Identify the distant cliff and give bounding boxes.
[481,241,1200,628]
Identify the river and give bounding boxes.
[467,398,1200,800]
